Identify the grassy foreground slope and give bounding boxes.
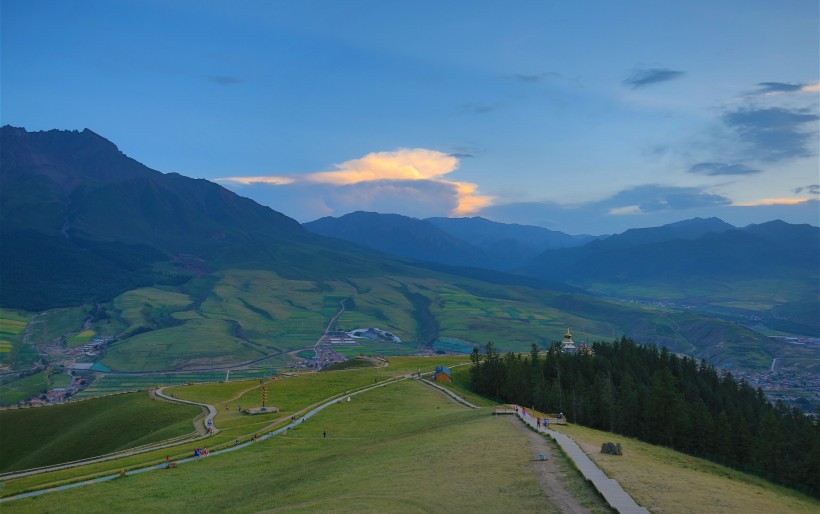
[2,357,817,513]
[554,423,819,514]
[4,380,570,513]
[0,393,201,473]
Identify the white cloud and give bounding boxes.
[216,148,493,216]
[609,205,643,215]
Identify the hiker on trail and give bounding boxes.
[537,417,541,429]
[234,438,240,446]
[225,404,229,412]
[165,456,170,468]
[323,430,326,439]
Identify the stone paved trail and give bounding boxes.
[515,408,650,514]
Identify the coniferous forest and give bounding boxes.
[469,337,820,498]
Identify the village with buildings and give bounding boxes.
[7,324,818,415]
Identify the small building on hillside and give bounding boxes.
[432,366,452,382]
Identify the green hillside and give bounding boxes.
[1,360,816,513]
[0,392,201,472]
[83,268,770,373]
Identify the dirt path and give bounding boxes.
[507,417,596,514]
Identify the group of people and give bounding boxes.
[513,405,554,431]
[192,447,209,457]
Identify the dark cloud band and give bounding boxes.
[688,162,761,176]
[623,68,685,88]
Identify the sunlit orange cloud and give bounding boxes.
[306,149,459,184]
[216,148,493,216]
[801,83,820,93]
[733,198,813,207]
[451,181,493,215]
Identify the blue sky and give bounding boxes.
[2,0,818,234]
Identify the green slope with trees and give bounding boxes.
[469,338,820,498]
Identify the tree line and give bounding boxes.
[469,337,820,498]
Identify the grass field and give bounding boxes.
[101,317,265,371]
[0,392,201,473]
[71,369,279,399]
[0,309,36,370]
[113,287,194,331]
[66,329,95,348]
[12,266,781,373]
[553,423,819,514]
[0,357,814,513]
[1,380,575,513]
[26,306,92,345]
[0,370,50,407]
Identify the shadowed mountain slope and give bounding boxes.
[1,127,386,309]
[304,211,497,268]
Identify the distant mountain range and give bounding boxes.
[305,212,496,269]
[305,212,597,271]
[1,126,811,374]
[520,217,817,281]
[303,211,819,335]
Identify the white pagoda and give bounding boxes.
[560,327,576,353]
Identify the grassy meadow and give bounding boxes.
[1,357,816,514]
[0,392,201,473]
[553,423,820,514]
[0,309,36,370]
[0,370,50,407]
[2,379,582,513]
[0,356,468,495]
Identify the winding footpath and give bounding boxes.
[0,376,408,503]
[0,389,214,483]
[514,407,650,514]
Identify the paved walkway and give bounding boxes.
[418,378,478,409]
[514,407,649,514]
[154,386,218,435]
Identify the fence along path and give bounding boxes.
[514,407,650,514]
